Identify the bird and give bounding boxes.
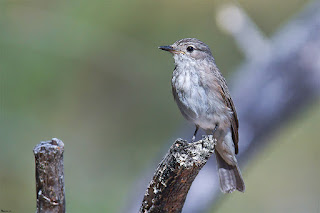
[159,38,245,193]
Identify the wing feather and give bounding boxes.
[218,80,239,154]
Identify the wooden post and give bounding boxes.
[33,138,65,213]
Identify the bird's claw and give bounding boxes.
[202,135,215,142]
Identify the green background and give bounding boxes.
[1,0,319,212]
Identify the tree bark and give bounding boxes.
[140,137,216,213]
[33,138,65,213]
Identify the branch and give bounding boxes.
[216,3,271,60]
[33,138,65,213]
[139,138,216,213]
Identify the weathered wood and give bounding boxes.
[139,138,216,213]
[33,138,65,213]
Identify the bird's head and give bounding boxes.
[159,38,214,62]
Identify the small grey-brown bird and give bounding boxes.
[159,38,245,193]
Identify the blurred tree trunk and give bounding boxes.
[126,1,320,212]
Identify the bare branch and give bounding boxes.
[140,138,215,213]
[33,138,65,213]
[216,3,271,60]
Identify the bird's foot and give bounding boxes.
[202,135,215,143]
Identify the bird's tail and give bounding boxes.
[215,150,245,193]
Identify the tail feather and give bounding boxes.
[215,151,245,193]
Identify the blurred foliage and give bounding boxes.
[0,0,314,212]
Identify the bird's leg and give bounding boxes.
[212,123,219,135]
[204,123,219,141]
[191,125,199,142]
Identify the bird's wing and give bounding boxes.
[218,77,239,154]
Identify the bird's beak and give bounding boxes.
[159,45,184,54]
[159,45,174,52]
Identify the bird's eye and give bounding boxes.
[186,46,194,53]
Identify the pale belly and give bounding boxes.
[172,72,229,131]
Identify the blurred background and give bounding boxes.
[0,0,319,212]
